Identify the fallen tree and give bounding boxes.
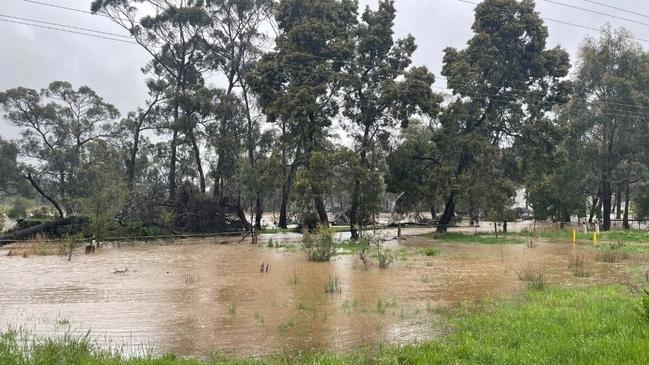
[0,216,88,246]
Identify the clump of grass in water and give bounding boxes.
[568,255,592,277]
[279,317,294,333]
[287,267,300,285]
[423,247,440,256]
[420,274,431,283]
[515,266,546,290]
[597,245,629,263]
[182,273,196,285]
[323,276,342,294]
[377,298,386,314]
[228,303,237,315]
[267,238,274,248]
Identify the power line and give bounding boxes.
[582,0,649,20]
[0,18,138,44]
[458,0,649,43]
[542,0,649,27]
[0,13,133,39]
[23,0,111,18]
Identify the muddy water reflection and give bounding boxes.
[0,234,638,358]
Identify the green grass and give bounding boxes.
[3,286,649,364]
[424,232,526,245]
[517,229,649,245]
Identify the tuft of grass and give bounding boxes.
[377,298,386,314]
[515,266,546,291]
[323,276,342,294]
[279,317,294,333]
[422,247,440,256]
[228,303,237,315]
[597,248,629,263]
[182,273,197,285]
[287,268,300,285]
[568,255,592,277]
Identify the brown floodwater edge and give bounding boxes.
[0,227,645,358]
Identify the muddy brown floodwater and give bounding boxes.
[0,228,640,358]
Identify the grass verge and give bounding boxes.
[2,286,648,364]
[423,232,526,245]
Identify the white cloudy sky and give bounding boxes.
[1,0,648,139]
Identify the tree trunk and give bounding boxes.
[601,179,612,231]
[188,130,206,194]
[588,195,599,224]
[127,128,140,190]
[254,197,263,230]
[623,182,630,230]
[615,186,622,219]
[349,125,370,241]
[503,221,508,233]
[169,128,178,202]
[279,162,296,229]
[24,172,64,219]
[349,177,361,240]
[431,204,437,219]
[235,197,252,232]
[437,192,456,233]
[313,190,329,226]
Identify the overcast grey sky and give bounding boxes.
[1,0,648,139]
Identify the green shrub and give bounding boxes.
[303,225,337,262]
[641,289,649,321]
[423,247,440,256]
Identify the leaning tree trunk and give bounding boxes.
[24,172,64,219]
[437,192,456,233]
[623,182,631,230]
[313,190,329,226]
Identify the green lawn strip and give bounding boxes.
[3,285,647,364]
[422,231,527,245]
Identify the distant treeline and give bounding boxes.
[2,0,649,240]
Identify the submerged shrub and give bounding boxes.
[303,225,337,262]
[358,235,393,269]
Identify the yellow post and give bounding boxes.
[572,229,576,245]
[592,232,597,245]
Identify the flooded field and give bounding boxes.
[0,227,642,358]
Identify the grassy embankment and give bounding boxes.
[3,285,649,364]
